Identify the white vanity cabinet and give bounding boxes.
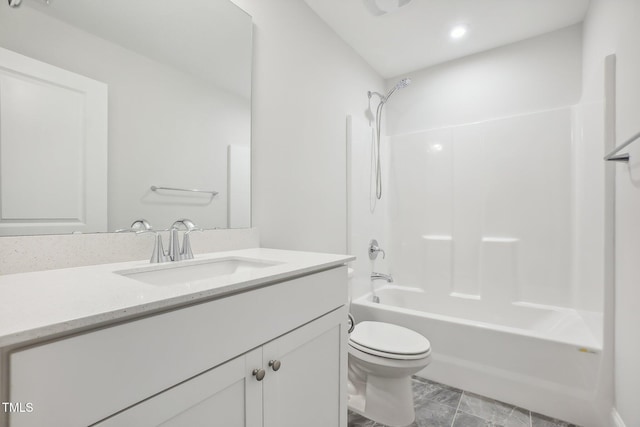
[5,266,348,427]
[94,309,344,427]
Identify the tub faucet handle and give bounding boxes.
[369,239,386,260]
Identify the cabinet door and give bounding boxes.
[94,349,262,427]
[263,307,348,427]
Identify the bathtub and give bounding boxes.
[350,285,606,427]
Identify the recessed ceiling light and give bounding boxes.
[450,25,468,40]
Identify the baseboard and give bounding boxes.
[611,408,627,427]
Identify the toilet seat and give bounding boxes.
[349,321,431,360]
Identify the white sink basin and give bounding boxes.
[116,257,282,286]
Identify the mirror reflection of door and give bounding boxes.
[0,47,107,236]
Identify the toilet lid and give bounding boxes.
[349,321,431,357]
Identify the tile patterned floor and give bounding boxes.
[348,377,581,427]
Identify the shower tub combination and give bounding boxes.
[350,284,605,427]
[350,66,608,426]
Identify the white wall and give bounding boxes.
[385,24,583,134]
[582,1,640,426]
[0,3,250,231]
[231,0,384,254]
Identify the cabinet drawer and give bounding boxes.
[9,266,346,427]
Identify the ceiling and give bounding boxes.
[303,0,590,78]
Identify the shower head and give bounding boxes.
[395,78,411,90]
[384,77,411,101]
[367,77,411,105]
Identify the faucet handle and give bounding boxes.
[136,229,171,263]
[181,228,203,260]
[169,219,202,261]
[368,239,386,260]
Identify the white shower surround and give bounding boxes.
[386,107,584,308]
[349,104,604,312]
[348,106,606,425]
[347,22,607,426]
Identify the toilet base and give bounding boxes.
[348,350,426,427]
[348,373,415,427]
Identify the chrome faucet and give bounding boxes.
[134,218,203,263]
[371,272,394,283]
[169,219,203,261]
[136,228,171,263]
[124,219,170,263]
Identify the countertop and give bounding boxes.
[0,248,354,347]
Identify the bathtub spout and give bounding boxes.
[371,272,394,283]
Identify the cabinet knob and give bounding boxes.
[269,360,281,371]
[252,368,266,381]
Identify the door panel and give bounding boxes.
[0,46,107,235]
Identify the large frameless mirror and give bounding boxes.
[0,0,252,236]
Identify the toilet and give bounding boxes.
[347,321,432,427]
